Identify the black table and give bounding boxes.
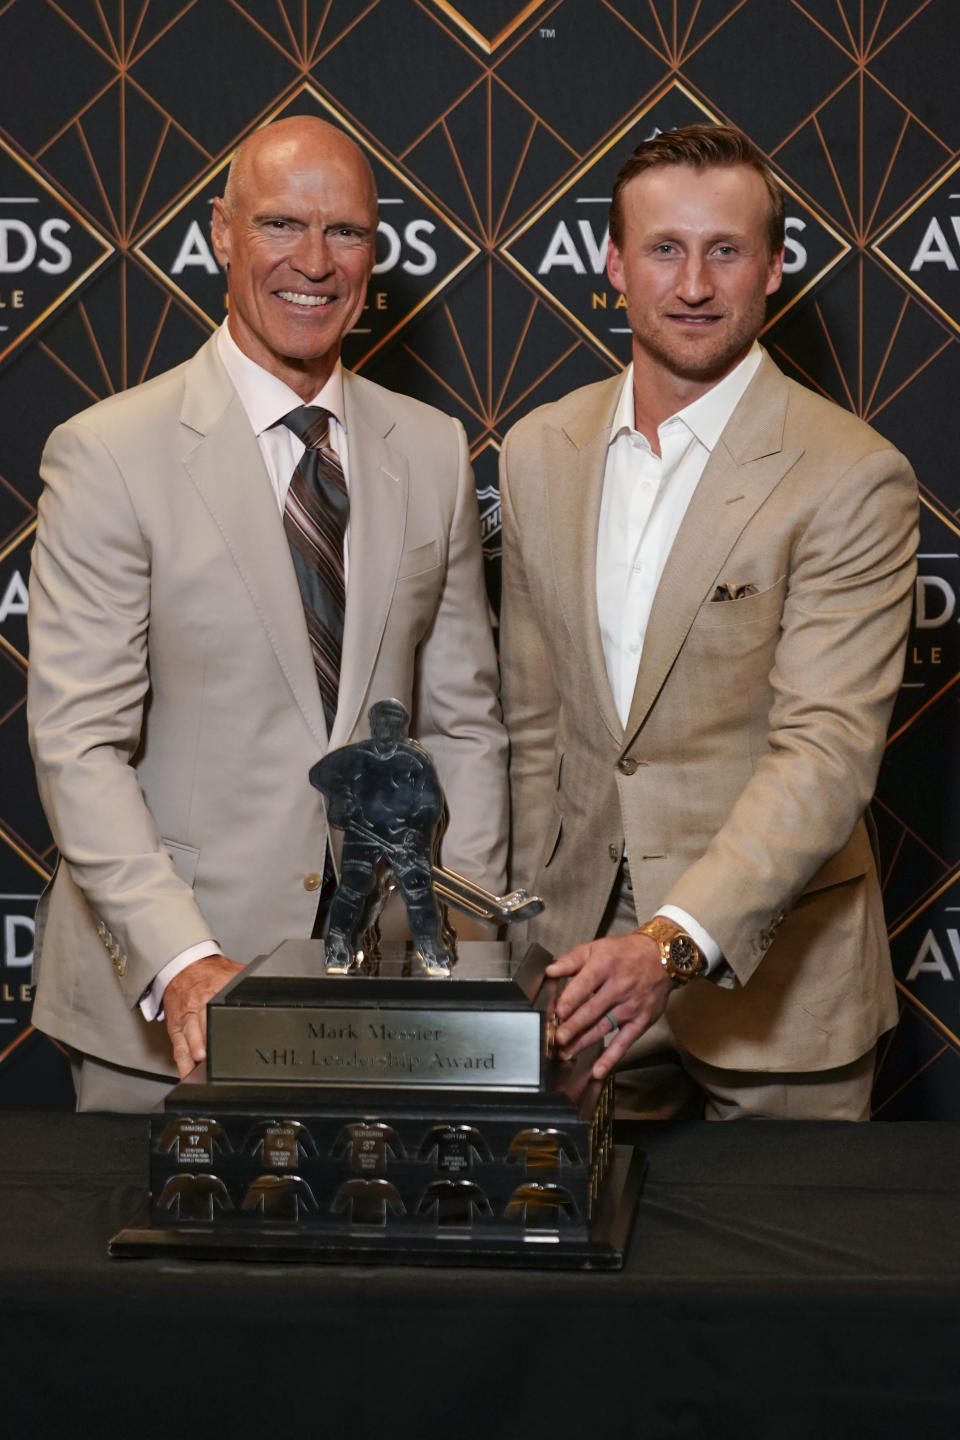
[2,1114,959,1438]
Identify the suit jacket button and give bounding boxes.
[303,873,323,892]
[617,757,638,775]
[608,844,620,862]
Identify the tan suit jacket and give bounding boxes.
[499,351,917,1073]
[28,336,507,1076]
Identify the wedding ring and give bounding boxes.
[605,1011,620,1034]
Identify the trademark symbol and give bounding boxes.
[539,27,556,38]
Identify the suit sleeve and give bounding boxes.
[27,419,215,1007]
[663,444,918,981]
[498,427,562,888]
[411,418,508,895]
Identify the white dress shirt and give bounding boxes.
[142,323,350,1019]
[215,321,351,528]
[596,343,762,970]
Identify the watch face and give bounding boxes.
[668,936,702,978]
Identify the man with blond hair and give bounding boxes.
[500,124,917,1121]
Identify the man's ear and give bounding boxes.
[210,197,231,269]
[765,244,784,297]
[607,239,626,296]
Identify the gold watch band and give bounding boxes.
[637,916,706,984]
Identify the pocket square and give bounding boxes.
[712,582,759,602]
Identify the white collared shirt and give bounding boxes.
[216,319,350,518]
[597,343,762,723]
[597,343,762,970]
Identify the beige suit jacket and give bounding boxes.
[28,336,507,1076]
[499,352,917,1073]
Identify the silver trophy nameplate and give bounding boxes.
[208,1004,543,1089]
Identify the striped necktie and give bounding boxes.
[281,405,348,734]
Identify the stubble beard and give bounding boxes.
[633,295,768,385]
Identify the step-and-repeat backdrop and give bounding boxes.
[1,0,957,1112]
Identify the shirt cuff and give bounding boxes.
[656,905,724,975]
[139,940,221,1021]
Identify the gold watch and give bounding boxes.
[637,917,706,985]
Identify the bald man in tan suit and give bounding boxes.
[499,125,916,1121]
[28,118,506,1108]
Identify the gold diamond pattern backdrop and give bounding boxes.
[0,0,957,1112]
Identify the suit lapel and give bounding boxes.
[333,371,407,748]
[623,354,802,745]
[180,338,328,750]
[548,375,624,746]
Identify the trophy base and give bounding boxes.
[111,941,644,1269]
[110,1143,643,1270]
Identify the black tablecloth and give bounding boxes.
[2,1114,959,1438]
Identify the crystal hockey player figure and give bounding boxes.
[310,699,456,975]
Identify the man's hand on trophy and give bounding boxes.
[546,932,673,1080]
[164,954,245,1079]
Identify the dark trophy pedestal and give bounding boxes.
[111,940,644,1269]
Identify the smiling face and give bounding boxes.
[606,162,783,397]
[211,118,377,399]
